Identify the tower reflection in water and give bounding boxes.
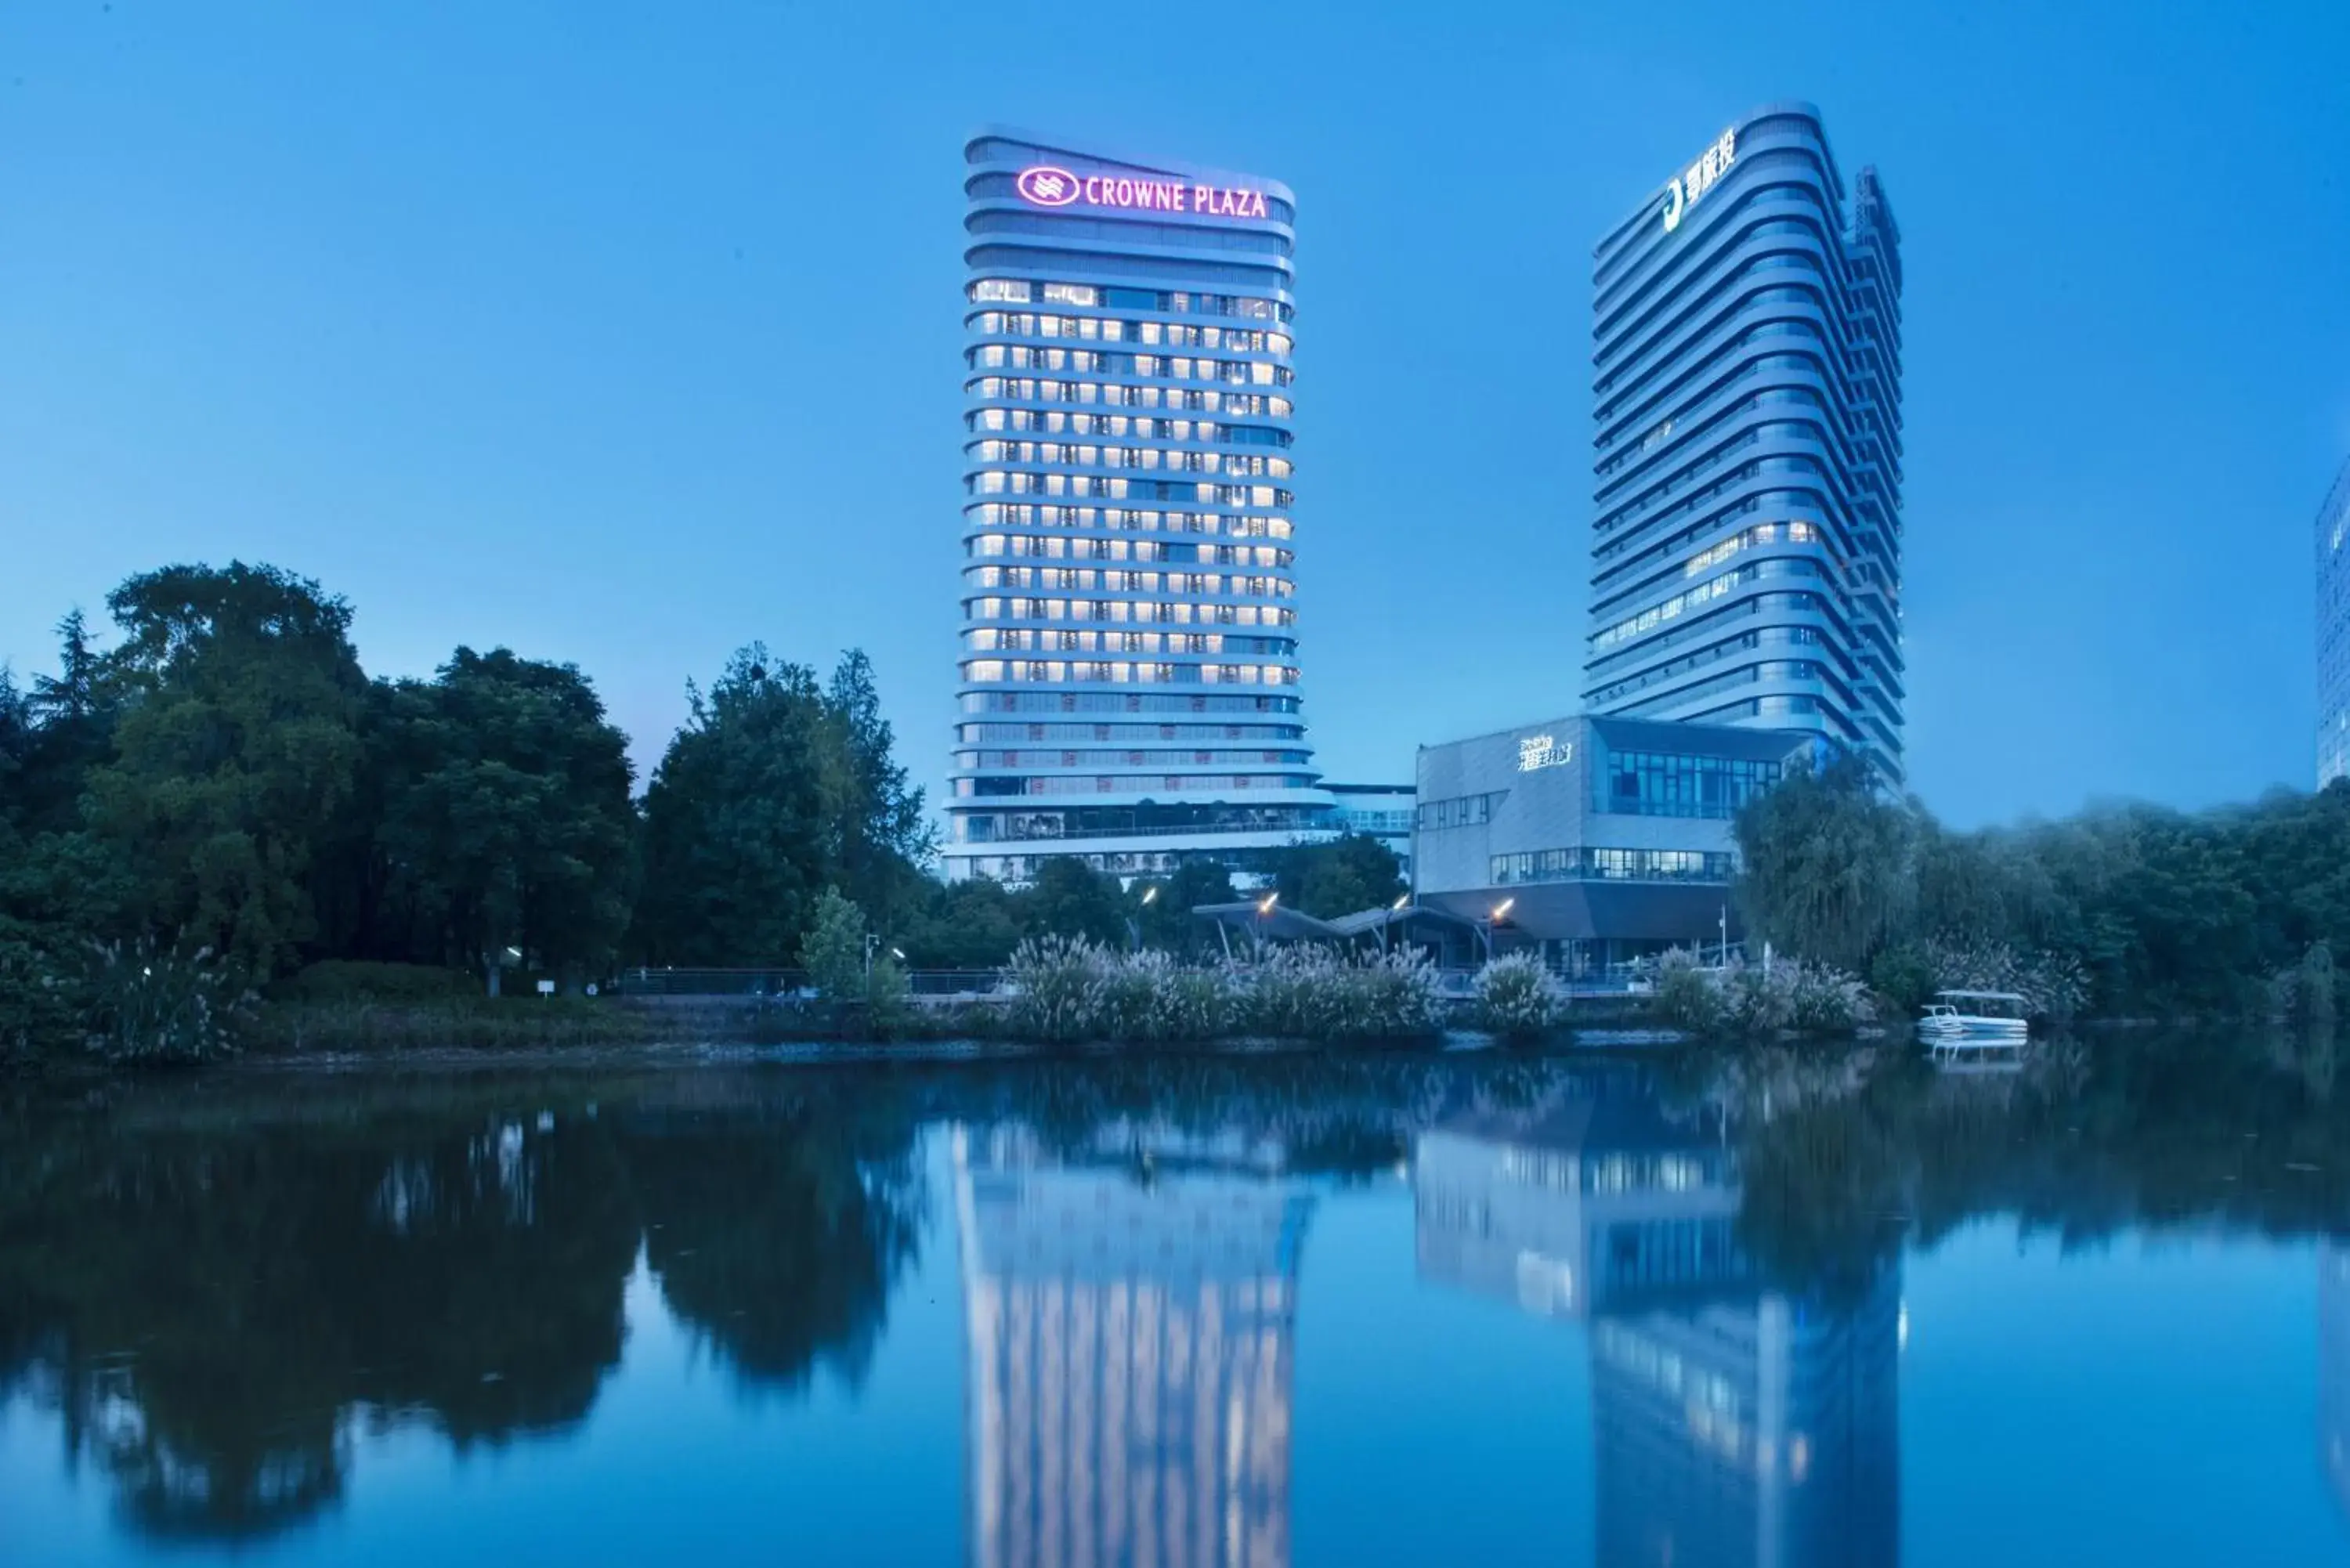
[954,1125,1314,1568]
[2324,1243,2350,1520]
[1414,1075,1901,1568]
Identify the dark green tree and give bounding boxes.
[369,648,636,977]
[1021,856,1127,945]
[1270,833,1405,919]
[1135,859,1239,952]
[824,650,931,917]
[83,563,369,976]
[899,876,1026,969]
[631,646,835,965]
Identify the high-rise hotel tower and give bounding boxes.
[1583,104,1907,783]
[949,129,1330,883]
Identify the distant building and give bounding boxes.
[956,1125,1312,1568]
[1412,714,1813,974]
[949,128,1336,884]
[1324,782,1415,879]
[2316,459,2350,786]
[1584,104,1906,785]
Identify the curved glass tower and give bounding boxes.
[1582,103,1906,783]
[2316,457,2350,786]
[949,128,1331,883]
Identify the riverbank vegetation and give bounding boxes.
[0,561,1412,1065]
[1732,754,2350,1024]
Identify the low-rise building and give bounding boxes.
[1412,714,1813,976]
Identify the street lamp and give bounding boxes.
[1381,891,1409,956]
[1482,898,1515,963]
[1254,891,1278,957]
[1129,883,1161,952]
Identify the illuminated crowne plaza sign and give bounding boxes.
[1517,734,1573,772]
[1661,128,1737,233]
[1015,164,1271,219]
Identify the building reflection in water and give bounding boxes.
[2324,1242,2350,1520]
[954,1125,1314,1568]
[1414,1076,1900,1568]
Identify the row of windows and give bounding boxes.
[969,377,1292,412]
[970,401,1291,435]
[966,503,1293,540]
[1417,793,1496,831]
[967,277,1292,321]
[1584,591,1832,681]
[1604,752,1783,819]
[967,598,1294,628]
[960,748,1308,769]
[969,345,1290,386]
[1593,557,1825,651]
[960,659,1300,687]
[960,721,1303,742]
[1614,660,1827,721]
[972,544,1292,580]
[965,628,1296,657]
[967,310,1291,355]
[1586,624,1824,706]
[966,442,1292,478]
[969,471,1291,507]
[1490,847,1735,886]
[1681,519,1820,577]
[966,553,1295,601]
[963,690,1299,717]
[959,771,1314,797]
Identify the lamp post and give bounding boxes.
[1129,883,1159,952]
[1482,898,1514,963]
[1381,891,1408,956]
[1256,891,1278,958]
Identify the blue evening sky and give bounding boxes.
[4,1,2345,829]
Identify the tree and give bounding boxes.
[1134,860,1238,953]
[1021,857,1126,945]
[631,647,836,966]
[369,649,636,978]
[1271,833,1405,919]
[799,887,867,1000]
[83,563,369,976]
[1733,753,1915,974]
[899,877,1025,970]
[823,651,931,917]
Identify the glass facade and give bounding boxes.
[1490,847,1735,886]
[2319,457,2350,786]
[1603,750,1782,820]
[949,132,1332,881]
[1582,105,1907,784]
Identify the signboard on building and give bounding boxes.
[1017,164,1271,219]
[1661,128,1737,233]
[1517,734,1573,772]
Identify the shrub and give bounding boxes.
[1473,953,1567,1039]
[82,938,251,1065]
[1242,945,1441,1042]
[1654,948,1869,1038]
[270,960,477,1003]
[1655,948,1726,1033]
[1922,937,2086,1023]
[1003,934,1112,1043]
[1097,949,1237,1042]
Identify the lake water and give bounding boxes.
[4,1037,2348,1566]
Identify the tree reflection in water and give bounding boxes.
[2,1031,2348,1549]
[0,1077,925,1541]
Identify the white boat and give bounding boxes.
[1919,989,2030,1064]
